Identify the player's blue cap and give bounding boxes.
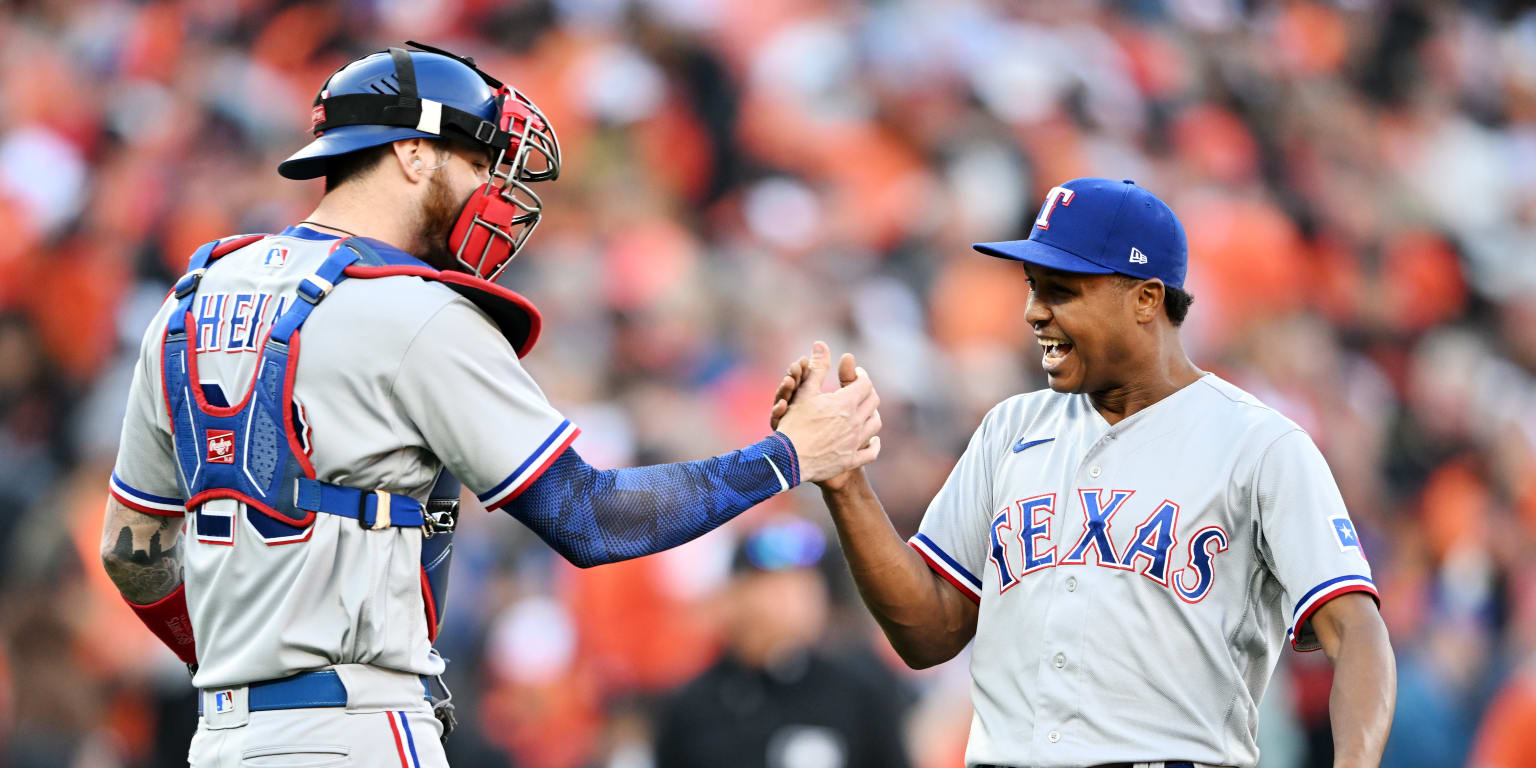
[973,178,1188,289]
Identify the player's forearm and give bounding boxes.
[505,435,798,568]
[1320,601,1396,768]
[100,499,185,604]
[821,470,976,668]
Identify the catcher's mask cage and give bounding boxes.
[290,41,561,281]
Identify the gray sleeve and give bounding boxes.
[109,303,188,516]
[1254,429,1378,652]
[907,406,1006,603]
[392,299,576,511]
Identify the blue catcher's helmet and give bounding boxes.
[280,47,500,180]
[279,42,560,280]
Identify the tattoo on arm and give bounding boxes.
[101,502,184,604]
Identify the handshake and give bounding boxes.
[768,341,883,490]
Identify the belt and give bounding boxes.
[198,669,430,714]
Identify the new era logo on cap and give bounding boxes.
[973,178,1188,289]
[206,429,235,464]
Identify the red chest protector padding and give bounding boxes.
[343,238,543,357]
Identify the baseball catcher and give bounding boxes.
[99,42,881,767]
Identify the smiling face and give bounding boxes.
[1023,264,1148,394]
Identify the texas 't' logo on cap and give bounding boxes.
[973,178,1188,289]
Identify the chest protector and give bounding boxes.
[162,233,542,643]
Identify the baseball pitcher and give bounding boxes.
[773,178,1396,768]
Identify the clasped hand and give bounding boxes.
[769,341,882,488]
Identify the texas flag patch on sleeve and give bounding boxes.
[1331,516,1364,554]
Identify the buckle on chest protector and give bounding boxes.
[297,274,335,305]
[174,269,207,299]
[422,498,459,538]
[358,490,394,530]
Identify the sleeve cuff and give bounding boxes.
[477,420,581,511]
[908,533,983,604]
[1288,574,1379,652]
[766,432,800,490]
[109,472,186,517]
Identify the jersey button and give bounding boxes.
[1065,576,1077,592]
[1047,730,1061,743]
[1089,465,1102,478]
[1053,653,1066,669]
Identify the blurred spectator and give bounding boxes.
[653,519,911,768]
[1470,658,1536,768]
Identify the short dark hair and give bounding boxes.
[1120,276,1194,325]
[322,140,474,192]
[323,144,395,192]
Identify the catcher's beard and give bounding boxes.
[414,170,468,273]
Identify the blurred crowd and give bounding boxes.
[1,0,1534,766]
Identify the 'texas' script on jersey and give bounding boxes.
[986,489,1229,603]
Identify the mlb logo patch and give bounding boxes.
[263,247,289,268]
[213,690,235,713]
[1331,516,1364,554]
[206,430,235,464]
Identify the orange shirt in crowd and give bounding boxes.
[1471,671,1536,768]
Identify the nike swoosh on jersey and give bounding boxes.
[1013,437,1055,453]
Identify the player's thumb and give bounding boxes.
[837,353,857,388]
[797,341,831,395]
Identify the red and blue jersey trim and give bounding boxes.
[1287,573,1379,651]
[909,532,983,604]
[477,419,581,511]
[108,472,186,516]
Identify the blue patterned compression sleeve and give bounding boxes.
[503,433,801,568]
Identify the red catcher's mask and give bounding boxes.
[448,86,561,282]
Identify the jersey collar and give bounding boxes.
[280,225,343,241]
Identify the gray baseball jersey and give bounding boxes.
[908,374,1377,768]
[110,227,578,689]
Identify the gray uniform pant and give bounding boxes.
[187,665,447,767]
